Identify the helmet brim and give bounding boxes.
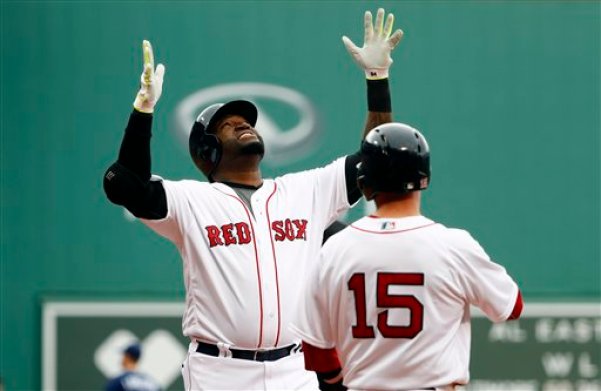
[206,100,258,133]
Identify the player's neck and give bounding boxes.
[212,152,263,186]
[213,162,263,187]
[373,192,421,218]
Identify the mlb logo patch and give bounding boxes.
[381,221,396,230]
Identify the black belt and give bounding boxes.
[195,341,299,362]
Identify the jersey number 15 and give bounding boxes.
[348,272,424,339]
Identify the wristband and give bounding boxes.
[367,78,391,112]
[365,68,389,80]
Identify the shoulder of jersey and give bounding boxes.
[171,178,215,188]
[445,226,477,243]
[321,224,355,251]
[274,170,311,185]
[274,157,344,183]
[431,225,487,259]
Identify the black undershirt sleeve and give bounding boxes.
[103,110,167,219]
[117,110,153,179]
[322,220,348,245]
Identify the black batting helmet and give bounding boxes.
[357,122,430,198]
[189,100,258,180]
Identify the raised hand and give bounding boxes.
[133,40,166,113]
[342,8,403,80]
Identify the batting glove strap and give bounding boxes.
[342,8,403,80]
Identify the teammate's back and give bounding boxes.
[308,215,519,389]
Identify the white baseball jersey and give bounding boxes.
[141,157,350,349]
[292,215,520,390]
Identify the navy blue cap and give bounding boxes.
[123,343,141,361]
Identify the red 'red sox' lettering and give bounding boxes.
[272,219,308,241]
[205,222,252,247]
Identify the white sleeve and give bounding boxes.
[138,178,185,247]
[290,252,336,349]
[290,156,352,227]
[315,156,353,226]
[452,230,519,323]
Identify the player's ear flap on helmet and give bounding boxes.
[356,160,378,201]
[189,118,222,181]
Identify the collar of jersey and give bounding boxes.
[352,215,435,232]
[219,180,264,190]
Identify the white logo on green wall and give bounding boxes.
[94,329,186,389]
[174,83,320,164]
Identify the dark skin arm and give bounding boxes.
[363,111,393,138]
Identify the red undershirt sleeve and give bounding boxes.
[302,342,342,373]
[507,290,524,320]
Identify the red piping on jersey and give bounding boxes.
[265,183,282,347]
[350,221,437,234]
[220,190,264,348]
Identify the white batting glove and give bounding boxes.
[133,40,166,113]
[342,8,403,80]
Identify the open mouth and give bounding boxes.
[238,131,257,140]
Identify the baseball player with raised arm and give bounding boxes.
[103,9,403,390]
[292,123,524,391]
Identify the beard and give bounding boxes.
[239,135,265,157]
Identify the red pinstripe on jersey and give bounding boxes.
[219,191,264,348]
[265,183,283,347]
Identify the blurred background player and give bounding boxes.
[103,8,403,391]
[105,343,161,391]
[292,123,524,391]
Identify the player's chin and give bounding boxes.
[240,137,265,157]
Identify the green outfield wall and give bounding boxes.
[1,1,599,390]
